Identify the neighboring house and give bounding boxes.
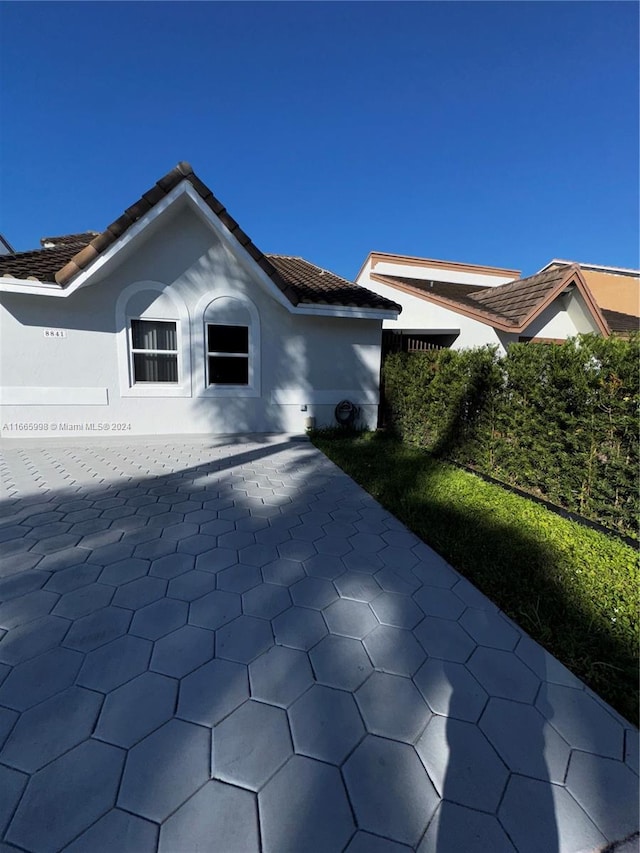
[356,252,611,354]
[0,163,400,438]
[537,259,639,336]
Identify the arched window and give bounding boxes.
[195,295,260,398]
[116,282,191,397]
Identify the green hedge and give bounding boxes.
[382,334,639,538]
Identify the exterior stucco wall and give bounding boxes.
[0,206,382,438]
[580,270,639,317]
[357,264,507,352]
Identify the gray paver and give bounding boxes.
[370,591,423,628]
[195,547,239,573]
[479,697,571,783]
[0,764,27,838]
[63,606,131,652]
[242,583,292,619]
[217,614,273,663]
[324,598,377,639]
[6,739,125,853]
[334,571,382,602]
[272,605,327,650]
[291,575,338,609]
[459,607,520,650]
[0,590,58,630]
[94,671,178,748]
[0,686,102,773]
[289,684,365,764]
[166,570,216,601]
[189,589,241,629]
[414,616,475,662]
[151,625,214,677]
[1,437,636,853]
[0,646,83,710]
[64,809,158,853]
[178,658,249,726]
[414,658,488,722]
[356,672,431,743]
[498,774,606,853]
[217,563,262,593]
[413,586,465,620]
[310,634,373,691]
[344,736,439,847]
[364,624,426,675]
[0,570,51,602]
[0,615,70,665]
[416,715,508,813]
[536,682,625,759]
[52,583,114,618]
[112,576,166,609]
[262,557,306,585]
[43,564,101,595]
[149,552,194,579]
[259,755,355,853]
[118,719,209,822]
[249,645,314,708]
[417,801,517,853]
[99,557,149,586]
[129,597,187,640]
[565,750,640,840]
[213,699,292,789]
[346,833,412,853]
[159,781,259,853]
[77,634,152,692]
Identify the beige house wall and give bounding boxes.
[580,270,639,317]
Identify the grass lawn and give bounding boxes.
[311,430,639,724]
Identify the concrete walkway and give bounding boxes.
[0,436,637,853]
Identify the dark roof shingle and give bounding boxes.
[0,163,399,313]
[375,266,581,329]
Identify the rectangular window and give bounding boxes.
[207,324,249,385]
[131,319,178,383]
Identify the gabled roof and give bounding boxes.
[372,264,610,336]
[0,163,400,313]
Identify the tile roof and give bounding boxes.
[0,163,399,313]
[601,308,640,334]
[374,266,587,331]
[40,232,100,248]
[468,266,569,325]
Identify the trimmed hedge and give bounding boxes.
[382,334,639,538]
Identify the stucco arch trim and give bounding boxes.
[193,292,262,399]
[115,280,192,398]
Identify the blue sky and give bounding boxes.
[1,1,638,279]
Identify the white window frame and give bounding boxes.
[116,281,192,398]
[206,323,250,387]
[194,294,261,398]
[129,318,180,385]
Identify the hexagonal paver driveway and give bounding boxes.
[0,436,636,853]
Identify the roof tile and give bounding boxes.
[0,164,399,312]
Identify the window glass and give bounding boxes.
[208,356,249,385]
[206,323,249,386]
[207,324,248,354]
[131,319,178,383]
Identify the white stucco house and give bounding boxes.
[0,163,400,439]
[356,252,610,355]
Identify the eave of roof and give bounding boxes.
[0,163,400,314]
[372,265,610,336]
[601,308,640,334]
[357,250,521,282]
